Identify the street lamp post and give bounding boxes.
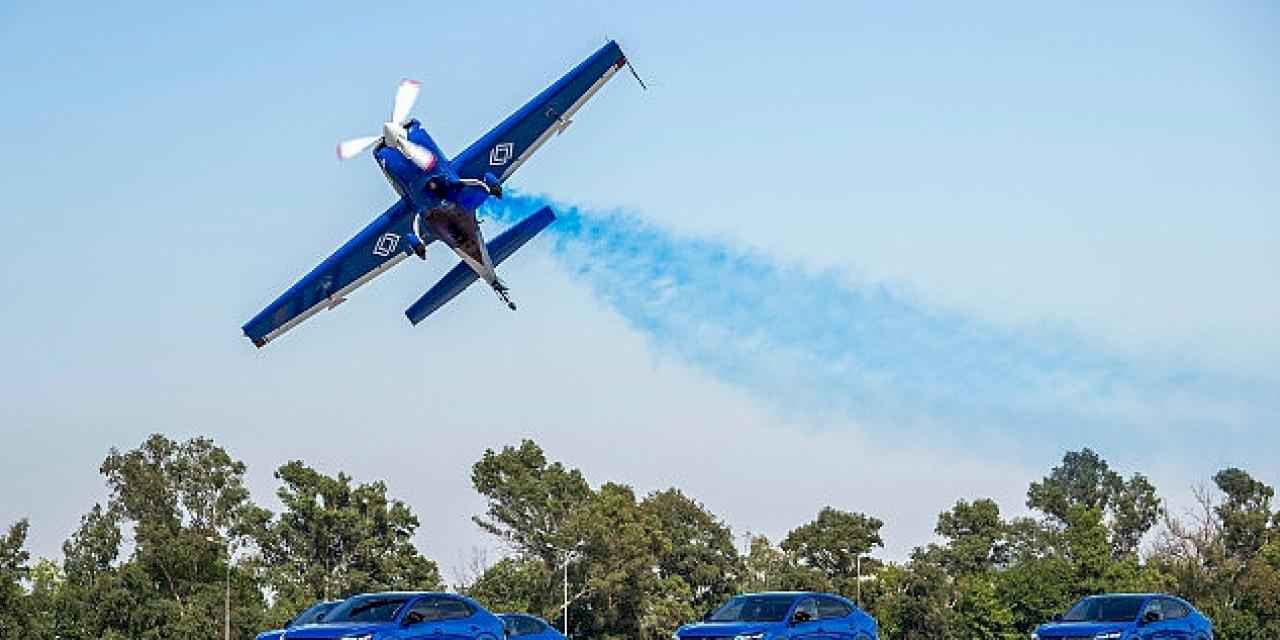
[208,535,232,640]
[562,555,569,637]
[551,543,583,639]
[856,555,862,607]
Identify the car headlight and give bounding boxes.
[1030,633,1039,640]
[1094,633,1122,640]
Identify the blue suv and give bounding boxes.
[258,592,505,640]
[673,591,879,640]
[1033,593,1214,640]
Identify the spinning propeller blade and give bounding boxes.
[392,78,421,125]
[336,135,381,160]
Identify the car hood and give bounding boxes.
[678,621,778,637]
[280,622,393,638]
[1036,621,1132,638]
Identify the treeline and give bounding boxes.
[0,436,1277,639]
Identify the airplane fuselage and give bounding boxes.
[373,122,502,289]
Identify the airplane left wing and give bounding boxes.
[450,40,629,184]
[242,199,415,347]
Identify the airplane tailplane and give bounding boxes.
[404,206,556,325]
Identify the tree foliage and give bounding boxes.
[6,436,1278,640]
[255,460,442,621]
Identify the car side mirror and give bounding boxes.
[791,611,813,625]
[1141,611,1161,625]
[1051,613,1062,622]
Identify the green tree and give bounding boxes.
[782,507,883,594]
[566,482,670,639]
[95,434,271,639]
[467,557,552,616]
[1027,448,1161,557]
[872,550,950,640]
[640,489,742,613]
[471,440,592,566]
[0,519,31,639]
[256,460,442,621]
[948,574,1014,639]
[935,499,1007,576]
[1213,467,1274,561]
[741,534,831,593]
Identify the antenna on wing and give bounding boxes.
[623,56,648,91]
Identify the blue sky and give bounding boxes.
[0,2,1276,567]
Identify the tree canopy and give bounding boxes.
[2,438,1276,640]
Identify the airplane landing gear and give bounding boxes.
[493,281,517,311]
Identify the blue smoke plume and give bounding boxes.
[482,193,1276,457]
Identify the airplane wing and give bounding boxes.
[450,40,629,183]
[242,199,416,347]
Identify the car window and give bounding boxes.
[1062,596,1147,622]
[325,595,412,623]
[517,616,545,635]
[1141,599,1164,621]
[1162,599,1188,619]
[708,595,798,622]
[793,598,819,623]
[406,596,474,623]
[818,597,853,620]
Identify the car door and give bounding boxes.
[1160,599,1194,640]
[401,596,476,640]
[789,598,824,640]
[433,597,484,639]
[816,596,855,640]
[400,598,446,640]
[1135,599,1169,640]
[520,616,558,640]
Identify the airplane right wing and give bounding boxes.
[450,40,630,184]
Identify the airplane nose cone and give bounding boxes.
[382,122,400,143]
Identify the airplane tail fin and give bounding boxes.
[404,206,556,325]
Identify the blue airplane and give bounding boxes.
[242,41,640,348]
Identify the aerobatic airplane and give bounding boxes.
[242,41,640,348]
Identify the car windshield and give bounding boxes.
[324,595,412,623]
[708,595,798,622]
[291,602,337,626]
[1061,596,1148,622]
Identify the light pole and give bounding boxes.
[208,535,232,640]
[855,555,861,607]
[551,543,583,638]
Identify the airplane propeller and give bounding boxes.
[336,79,436,171]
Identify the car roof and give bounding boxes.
[347,591,465,597]
[739,591,843,598]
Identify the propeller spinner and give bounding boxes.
[336,79,436,171]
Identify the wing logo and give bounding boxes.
[373,233,400,257]
[489,142,514,166]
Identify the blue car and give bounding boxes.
[673,591,879,640]
[258,592,505,640]
[1033,593,1214,640]
[499,613,565,640]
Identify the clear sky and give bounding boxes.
[1,1,1276,570]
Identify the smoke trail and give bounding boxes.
[483,194,1276,454]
